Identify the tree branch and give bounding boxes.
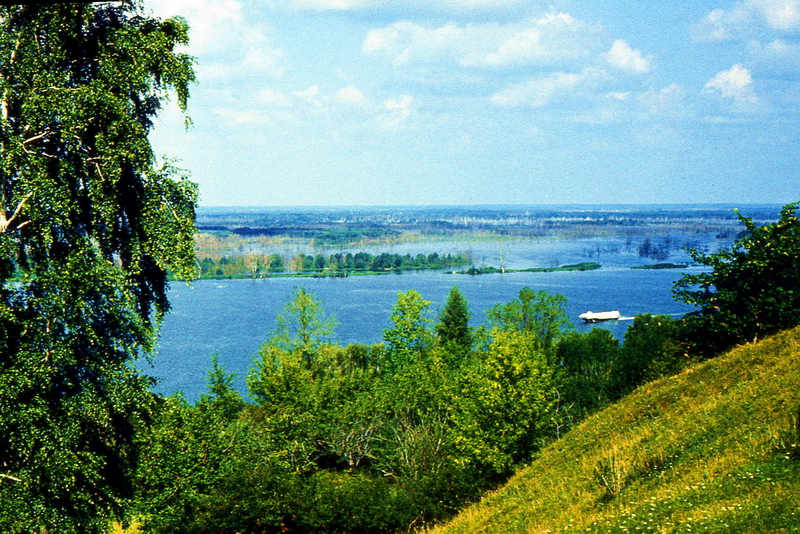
[23,130,51,145]
[0,473,21,483]
[0,191,33,233]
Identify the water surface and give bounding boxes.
[152,264,698,400]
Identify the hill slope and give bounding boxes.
[432,326,800,533]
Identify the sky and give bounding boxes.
[144,0,800,207]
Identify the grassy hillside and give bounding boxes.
[431,326,800,533]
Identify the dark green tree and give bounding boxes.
[674,202,800,357]
[614,314,684,396]
[133,394,294,534]
[0,2,196,532]
[555,328,619,424]
[435,285,472,356]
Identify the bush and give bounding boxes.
[674,201,800,357]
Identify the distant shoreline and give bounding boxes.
[169,261,694,282]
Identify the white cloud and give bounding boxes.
[213,107,266,124]
[363,14,599,68]
[480,13,591,67]
[695,0,800,41]
[294,85,326,108]
[363,21,486,66]
[482,27,543,66]
[242,47,287,78]
[755,0,800,30]
[603,39,653,74]
[637,83,688,116]
[704,64,759,106]
[257,89,293,106]
[490,67,610,108]
[144,0,286,81]
[379,95,413,128]
[145,0,244,55]
[336,85,368,106]
[747,37,800,70]
[288,0,372,10]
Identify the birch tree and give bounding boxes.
[0,2,196,532]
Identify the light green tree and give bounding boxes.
[451,329,556,476]
[383,289,433,372]
[268,286,338,368]
[487,287,571,353]
[0,3,196,532]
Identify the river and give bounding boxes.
[151,244,703,400]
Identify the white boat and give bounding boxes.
[579,310,621,323]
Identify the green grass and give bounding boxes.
[431,326,800,533]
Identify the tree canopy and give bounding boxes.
[0,2,196,532]
[674,202,800,356]
[435,285,472,355]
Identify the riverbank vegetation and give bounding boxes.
[195,205,778,245]
[454,261,601,275]
[191,205,779,273]
[194,251,471,279]
[129,286,692,534]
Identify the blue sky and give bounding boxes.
[145,0,800,206]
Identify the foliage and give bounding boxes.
[266,286,338,367]
[554,315,689,429]
[0,2,196,532]
[136,286,573,533]
[674,201,800,357]
[555,328,619,424]
[204,352,247,422]
[487,287,570,353]
[637,236,672,261]
[232,224,400,246]
[435,285,472,357]
[458,262,601,275]
[431,326,800,534]
[383,289,433,373]
[195,249,471,278]
[614,314,686,396]
[451,329,556,476]
[133,394,294,534]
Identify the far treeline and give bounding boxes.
[196,251,472,278]
[230,225,400,246]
